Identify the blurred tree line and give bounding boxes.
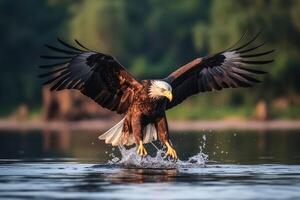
[0,0,299,119]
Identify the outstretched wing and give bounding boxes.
[39,38,142,114]
[164,31,274,109]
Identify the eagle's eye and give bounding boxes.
[161,88,169,94]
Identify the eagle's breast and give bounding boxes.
[130,80,166,118]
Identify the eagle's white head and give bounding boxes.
[149,80,173,101]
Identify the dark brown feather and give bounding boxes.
[39,39,142,114]
[164,32,274,110]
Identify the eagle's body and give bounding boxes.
[39,32,273,159]
[98,79,173,156]
[125,80,169,136]
[131,80,168,119]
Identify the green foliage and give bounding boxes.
[0,0,299,118]
[0,0,68,110]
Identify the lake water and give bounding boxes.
[0,129,300,199]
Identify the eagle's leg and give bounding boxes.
[132,117,147,157]
[137,141,147,157]
[165,141,177,160]
[155,115,178,160]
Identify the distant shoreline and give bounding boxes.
[0,119,300,132]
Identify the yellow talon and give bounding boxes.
[137,141,148,157]
[165,141,178,160]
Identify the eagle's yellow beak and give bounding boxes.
[163,90,173,101]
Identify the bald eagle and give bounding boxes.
[39,32,273,160]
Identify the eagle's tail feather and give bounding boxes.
[98,118,157,146]
[98,118,126,146]
[143,123,157,143]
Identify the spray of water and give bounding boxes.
[107,135,208,169]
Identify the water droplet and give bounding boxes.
[106,144,208,168]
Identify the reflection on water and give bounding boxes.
[1,161,300,200]
[0,129,300,199]
[1,129,300,164]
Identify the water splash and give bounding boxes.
[107,137,208,169]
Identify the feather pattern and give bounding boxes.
[39,38,142,114]
[98,118,157,146]
[164,31,274,109]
